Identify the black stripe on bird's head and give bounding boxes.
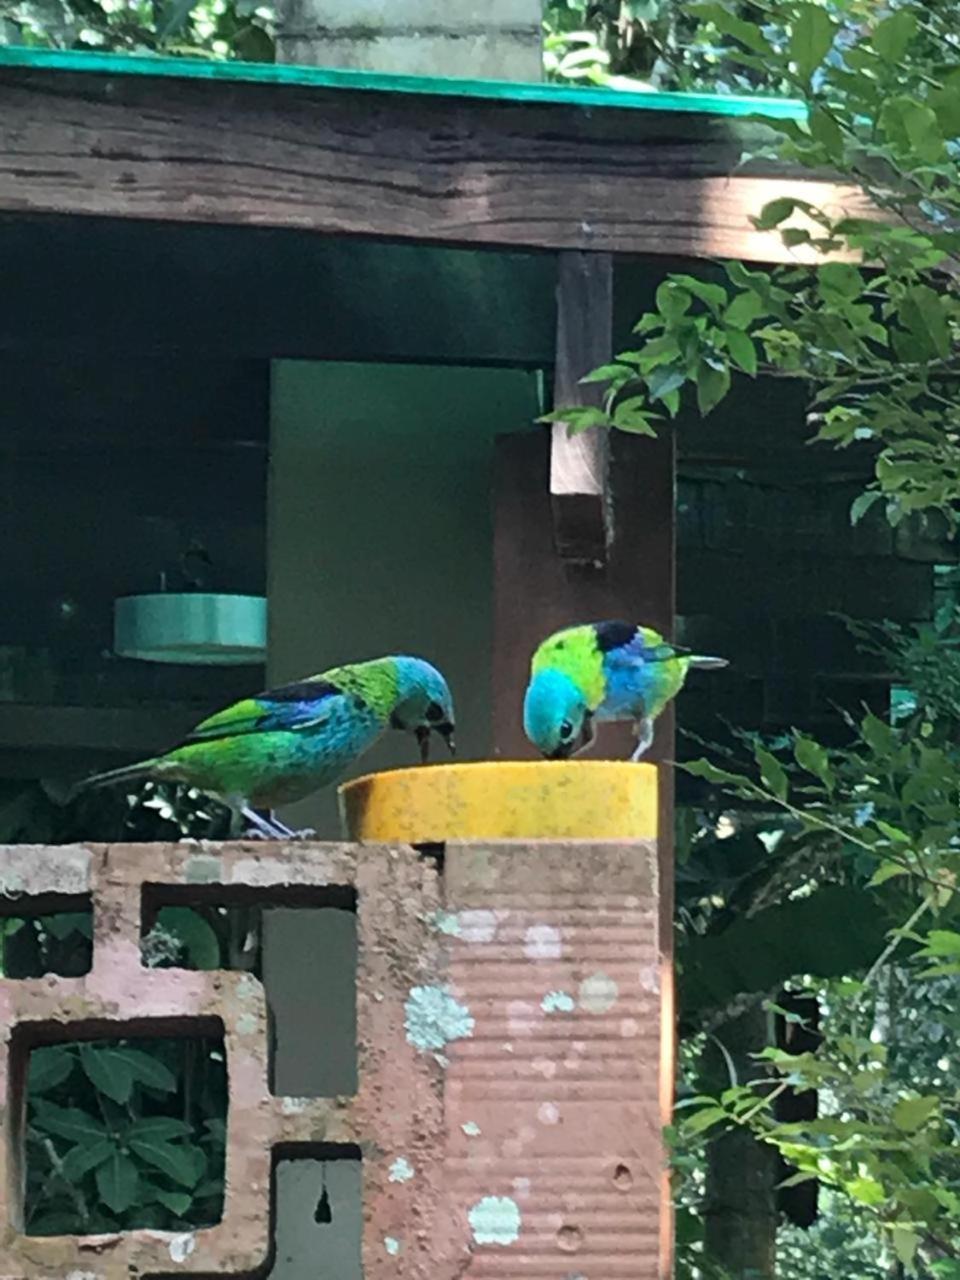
[397,700,456,764]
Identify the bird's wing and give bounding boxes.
[181,679,345,744]
[601,629,684,670]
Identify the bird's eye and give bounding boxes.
[426,702,446,723]
[559,720,575,740]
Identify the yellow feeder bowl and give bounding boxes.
[339,760,658,844]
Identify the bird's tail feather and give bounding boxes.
[71,759,159,800]
[689,655,729,670]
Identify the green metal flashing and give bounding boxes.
[0,44,806,121]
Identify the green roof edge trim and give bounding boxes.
[0,44,807,120]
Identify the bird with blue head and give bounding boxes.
[78,654,455,837]
[523,620,728,762]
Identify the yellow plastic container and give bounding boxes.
[339,759,658,843]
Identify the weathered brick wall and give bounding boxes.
[0,838,661,1279]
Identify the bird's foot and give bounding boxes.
[629,717,654,762]
[240,806,294,840]
[266,813,317,840]
[241,823,317,841]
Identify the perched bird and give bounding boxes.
[78,655,455,837]
[523,620,727,762]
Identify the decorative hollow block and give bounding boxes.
[0,826,663,1277]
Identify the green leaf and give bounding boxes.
[61,1137,116,1182]
[794,736,832,789]
[647,365,687,402]
[151,1186,194,1216]
[873,10,917,63]
[668,274,729,314]
[80,1046,136,1105]
[154,906,221,962]
[128,1138,202,1188]
[696,359,731,415]
[881,97,946,165]
[780,227,811,248]
[689,3,774,56]
[725,329,757,376]
[818,262,862,301]
[538,406,610,431]
[42,912,92,941]
[917,929,960,958]
[578,363,632,386]
[31,1102,107,1145]
[682,759,751,788]
[850,491,881,526]
[790,5,836,85]
[868,861,908,888]
[755,747,788,801]
[753,197,799,231]
[809,107,844,158]
[28,1047,75,1094]
[683,1105,726,1134]
[125,1116,193,1142]
[898,284,952,360]
[861,711,896,755]
[96,1151,140,1215]
[847,1175,886,1206]
[115,1048,177,1094]
[891,1095,939,1132]
[656,281,693,321]
[724,290,763,329]
[929,86,960,138]
[891,1226,919,1271]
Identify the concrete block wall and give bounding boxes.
[0,838,662,1278]
[275,0,543,80]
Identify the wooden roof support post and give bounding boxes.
[550,251,614,564]
[493,417,677,1278]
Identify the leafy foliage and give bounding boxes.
[676,608,960,1277]
[25,1037,226,1234]
[546,2,960,527]
[542,0,801,93]
[0,0,275,60]
[0,791,255,1238]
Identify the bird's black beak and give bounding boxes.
[546,742,575,761]
[415,725,431,764]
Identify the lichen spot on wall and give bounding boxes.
[524,923,562,960]
[469,1195,522,1246]
[578,971,619,1014]
[168,1232,196,1263]
[388,1156,415,1183]
[541,990,575,1014]
[404,984,475,1053]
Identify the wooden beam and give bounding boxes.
[550,251,613,563]
[0,67,871,261]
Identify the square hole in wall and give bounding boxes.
[270,1144,362,1280]
[0,898,92,978]
[141,886,358,1099]
[14,1021,227,1237]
